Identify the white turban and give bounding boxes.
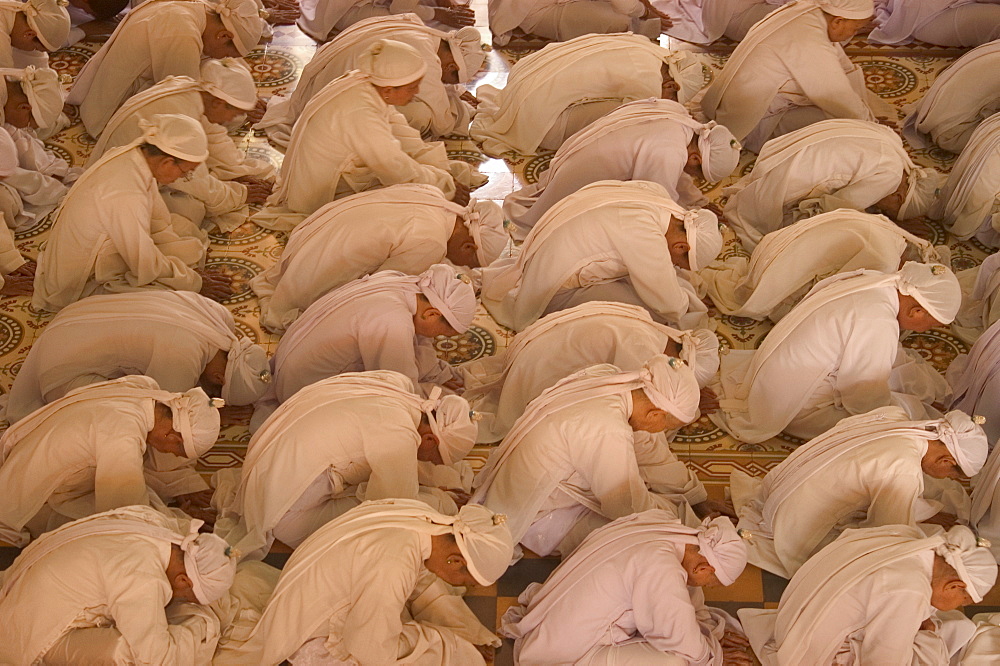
[897,261,961,325]
[200,58,257,111]
[696,121,741,182]
[359,38,427,87]
[683,208,724,272]
[0,66,63,131]
[664,51,704,105]
[696,516,748,586]
[158,386,223,458]
[899,167,946,220]
[139,113,209,162]
[427,392,477,465]
[935,525,998,603]
[463,200,507,267]
[6,0,70,51]
[640,355,701,423]
[223,337,270,405]
[444,26,488,84]
[937,410,988,477]
[206,0,265,56]
[452,503,514,585]
[417,264,476,333]
[809,0,874,20]
[0,128,15,178]
[682,328,721,388]
[178,524,238,604]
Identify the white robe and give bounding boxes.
[482,180,707,332]
[215,373,459,558]
[722,120,913,250]
[960,613,1000,664]
[503,512,736,666]
[658,0,777,43]
[271,285,456,403]
[470,33,679,157]
[216,527,495,665]
[472,376,687,556]
[1,125,72,232]
[296,0,438,42]
[68,1,209,136]
[31,145,205,313]
[488,0,659,45]
[871,0,1000,47]
[4,291,240,423]
[702,210,936,320]
[950,317,1000,446]
[0,520,221,664]
[902,39,1000,154]
[251,184,464,334]
[254,71,457,231]
[260,14,472,144]
[503,98,707,240]
[930,112,1000,247]
[701,4,879,152]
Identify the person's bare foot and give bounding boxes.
[198,269,235,301]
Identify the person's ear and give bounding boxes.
[173,571,193,589]
[209,365,226,385]
[671,239,691,254]
[419,306,443,322]
[462,240,477,254]
[909,304,927,320]
[687,153,702,167]
[420,430,438,449]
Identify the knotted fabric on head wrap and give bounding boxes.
[935,525,998,603]
[200,58,257,111]
[682,328,721,388]
[157,386,223,459]
[663,51,704,105]
[1,0,71,51]
[0,66,63,131]
[697,121,741,182]
[935,410,988,477]
[359,38,427,87]
[205,0,265,56]
[697,516,749,586]
[417,264,476,333]
[463,200,507,267]
[139,113,209,162]
[640,355,701,423]
[444,26,488,84]
[896,261,961,325]
[899,167,946,220]
[806,0,874,19]
[420,386,477,465]
[0,127,15,177]
[223,337,270,405]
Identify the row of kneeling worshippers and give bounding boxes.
[5,0,1000,663]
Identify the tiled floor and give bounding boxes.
[1,3,998,663]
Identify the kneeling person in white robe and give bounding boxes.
[732,406,987,578]
[487,0,668,45]
[4,291,270,423]
[251,184,505,334]
[715,262,960,443]
[216,499,513,665]
[703,209,942,320]
[0,0,69,69]
[739,525,996,665]
[503,98,741,240]
[503,511,753,666]
[472,355,702,557]
[870,0,1000,47]
[270,264,474,403]
[722,119,944,250]
[0,376,222,546]
[470,32,704,157]
[215,371,478,558]
[0,505,238,665]
[482,180,721,332]
[31,113,234,312]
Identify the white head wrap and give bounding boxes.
[417,264,476,333]
[205,0,265,56]
[0,127,15,178]
[696,121,741,182]
[638,355,701,423]
[451,503,513,585]
[897,261,961,325]
[359,38,427,87]
[176,522,238,604]
[935,525,998,603]
[200,58,257,111]
[421,387,477,465]
[223,337,270,405]
[683,209,724,272]
[696,516,749,586]
[683,328,721,387]
[809,0,874,20]
[664,51,704,105]
[4,0,71,51]
[139,113,209,162]
[899,167,946,220]
[156,386,222,458]
[463,200,507,267]
[444,26,488,84]
[0,66,63,131]
[935,410,988,477]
